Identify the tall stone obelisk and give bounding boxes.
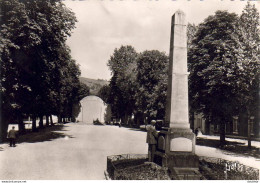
[165,10,189,129]
[154,10,200,179]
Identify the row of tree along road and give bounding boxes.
[0,0,89,142]
[98,3,259,147]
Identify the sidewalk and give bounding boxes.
[196,133,260,172]
[226,134,260,142]
[197,134,260,148]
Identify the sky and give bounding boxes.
[63,0,259,81]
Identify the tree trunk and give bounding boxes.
[32,115,37,132]
[50,115,54,126]
[46,115,49,127]
[0,114,9,143]
[219,121,226,147]
[248,129,252,148]
[39,115,43,129]
[58,92,62,124]
[247,108,251,149]
[205,119,210,135]
[190,112,195,131]
[122,113,128,126]
[136,113,140,127]
[62,117,65,123]
[18,114,25,134]
[58,115,62,123]
[127,115,131,126]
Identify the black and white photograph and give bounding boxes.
[0,0,259,181]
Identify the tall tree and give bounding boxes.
[23,0,77,127]
[71,82,90,122]
[188,11,243,146]
[237,2,260,148]
[187,23,198,131]
[107,45,138,124]
[98,85,111,104]
[0,0,78,138]
[0,0,43,134]
[136,50,169,123]
[187,23,198,52]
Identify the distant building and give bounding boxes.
[77,96,107,124]
[192,113,206,134]
[191,112,259,139]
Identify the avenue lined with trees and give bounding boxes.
[0,1,258,148]
[0,1,259,180]
[99,2,259,147]
[0,0,89,141]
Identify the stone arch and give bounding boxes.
[77,95,107,124]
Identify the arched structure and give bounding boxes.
[77,96,106,124]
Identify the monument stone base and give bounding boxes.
[153,128,200,179]
[170,167,202,180]
[154,152,199,168]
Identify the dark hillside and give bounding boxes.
[79,77,109,95]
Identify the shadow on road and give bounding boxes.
[128,128,143,132]
[196,137,243,147]
[196,137,260,159]
[18,124,74,144]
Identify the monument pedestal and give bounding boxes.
[151,10,202,180]
[154,128,198,167]
[154,128,200,179]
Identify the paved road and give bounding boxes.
[0,123,147,180]
[0,122,259,180]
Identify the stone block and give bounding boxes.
[167,153,199,168]
[158,128,196,154]
[170,137,192,152]
[158,136,165,150]
[171,167,203,180]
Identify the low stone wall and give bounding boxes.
[106,154,148,179]
[199,156,259,180]
[106,154,259,180]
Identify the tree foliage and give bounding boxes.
[237,2,260,114]
[106,46,168,125]
[98,85,111,104]
[103,3,259,144]
[107,46,138,123]
[136,50,168,120]
[0,0,87,140]
[188,5,260,146]
[237,2,260,147]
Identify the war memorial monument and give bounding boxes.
[103,7,260,180]
[106,10,203,180]
[153,10,200,179]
